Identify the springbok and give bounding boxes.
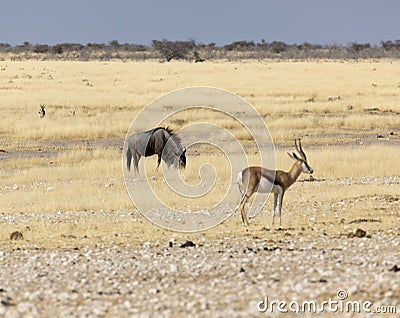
[38,104,45,119]
[236,139,313,226]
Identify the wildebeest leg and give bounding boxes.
[133,152,140,174]
[126,147,133,171]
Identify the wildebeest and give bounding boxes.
[125,127,186,174]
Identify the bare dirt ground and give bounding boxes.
[1,137,400,317]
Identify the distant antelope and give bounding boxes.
[236,139,313,226]
[38,104,45,119]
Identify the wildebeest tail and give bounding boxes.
[126,147,132,171]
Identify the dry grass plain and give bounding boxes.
[1,60,400,317]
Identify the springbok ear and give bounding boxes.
[182,147,186,154]
[287,152,295,160]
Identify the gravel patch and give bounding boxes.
[1,232,399,317]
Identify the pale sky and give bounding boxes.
[1,0,399,46]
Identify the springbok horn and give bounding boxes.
[295,139,307,161]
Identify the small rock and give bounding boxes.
[347,228,367,238]
[389,265,400,272]
[1,296,14,307]
[105,180,114,188]
[123,300,132,309]
[149,288,160,294]
[17,302,38,315]
[10,231,23,241]
[143,241,151,248]
[170,264,179,273]
[354,228,367,238]
[180,240,196,248]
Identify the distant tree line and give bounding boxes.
[1,39,400,61]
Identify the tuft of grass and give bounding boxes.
[0,147,130,213]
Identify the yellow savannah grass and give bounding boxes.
[1,60,400,245]
[1,60,399,141]
[1,143,399,214]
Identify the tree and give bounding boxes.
[269,41,289,53]
[109,40,120,48]
[152,39,196,61]
[33,44,50,53]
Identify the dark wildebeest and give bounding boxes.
[125,127,186,174]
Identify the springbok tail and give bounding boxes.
[237,171,243,192]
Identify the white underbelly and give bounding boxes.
[257,176,274,193]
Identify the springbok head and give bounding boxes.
[287,139,313,174]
